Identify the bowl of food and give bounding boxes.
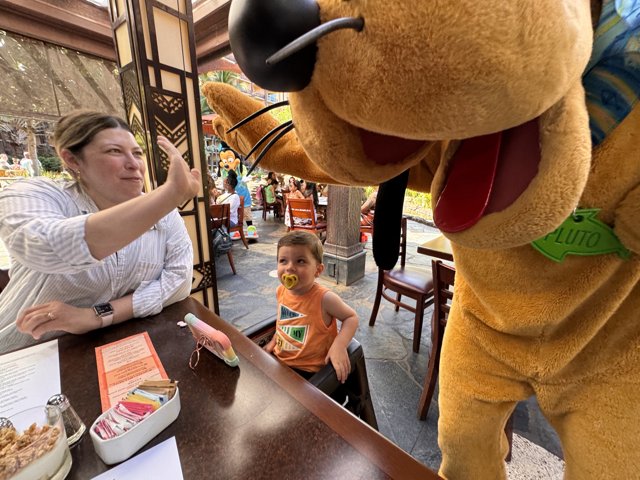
[0,405,72,480]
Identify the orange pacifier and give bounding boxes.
[281,274,299,289]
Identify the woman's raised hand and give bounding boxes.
[157,136,201,205]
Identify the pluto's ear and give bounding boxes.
[373,170,409,270]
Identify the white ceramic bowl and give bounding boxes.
[5,405,72,480]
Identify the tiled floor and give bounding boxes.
[215,211,563,474]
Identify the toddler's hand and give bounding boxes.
[325,344,351,383]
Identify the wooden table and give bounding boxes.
[60,298,439,479]
[417,235,454,262]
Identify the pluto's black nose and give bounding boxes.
[229,0,320,92]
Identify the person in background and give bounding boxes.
[300,179,319,208]
[265,171,277,186]
[0,110,199,354]
[264,231,359,383]
[360,188,377,227]
[264,178,284,218]
[211,172,240,227]
[20,152,34,177]
[284,178,306,228]
[0,154,10,170]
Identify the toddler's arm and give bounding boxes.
[322,291,359,383]
[264,334,276,353]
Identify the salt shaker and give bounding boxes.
[47,393,86,446]
[0,417,14,430]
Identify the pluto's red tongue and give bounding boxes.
[434,132,501,232]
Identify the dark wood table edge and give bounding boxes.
[187,299,441,480]
[416,245,454,262]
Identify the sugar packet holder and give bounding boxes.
[89,386,180,465]
[185,313,239,367]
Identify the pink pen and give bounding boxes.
[184,313,239,367]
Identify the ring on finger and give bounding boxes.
[47,312,55,321]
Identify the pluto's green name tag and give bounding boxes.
[531,208,630,262]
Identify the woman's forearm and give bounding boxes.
[85,185,180,260]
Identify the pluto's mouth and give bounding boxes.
[434,118,541,232]
[359,118,542,270]
[359,129,427,165]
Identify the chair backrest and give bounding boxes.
[398,216,408,269]
[209,203,231,230]
[237,195,244,222]
[432,260,456,326]
[288,197,323,230]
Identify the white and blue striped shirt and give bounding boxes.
[0,178,193,353]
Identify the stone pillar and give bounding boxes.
[108,0,219,312]
[322,186,366,285]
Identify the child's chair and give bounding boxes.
[243,319,378,430]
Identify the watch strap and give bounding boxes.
[100,313,114,328]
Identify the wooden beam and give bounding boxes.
[0,0,231,66]
[193,0,231,72]
[0,0,115,60]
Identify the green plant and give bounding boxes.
[40,170,71,181]
[406,189,432,210]
[39,155,63,173]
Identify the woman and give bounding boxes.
[264,178,284,218]
[211,172,240,227]
[0,110,200,353]
[300,179,319,208]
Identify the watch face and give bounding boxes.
[94,303,114,316]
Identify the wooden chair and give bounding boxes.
[260,185,280,221]
[287,197,327,240]
[209,203,236,275]
[244,319,378,430]
[417,260,514,461]
[0,269,9,293]
[229,195,249,249]
[368,217,435,353]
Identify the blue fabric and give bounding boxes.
[583,0,640,146]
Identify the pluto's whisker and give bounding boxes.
[244,121,293,160]
[246,122,296,176]
[227,100,290,133]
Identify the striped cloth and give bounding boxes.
[0,178,193,354]
[583,0,640,146]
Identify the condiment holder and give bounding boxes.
[89,387,180,465]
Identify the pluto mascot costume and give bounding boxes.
[203,1,640,478]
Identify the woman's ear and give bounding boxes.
[60,149,80,173]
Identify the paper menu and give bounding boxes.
[91,437,184,480]
[95,332,167,412]
[0,340,60,417]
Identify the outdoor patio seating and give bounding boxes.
[369,217,435,353]
[209,203,236,275]
[229,196,249,249]
[287,197,327,241]
[259,185,280,221]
